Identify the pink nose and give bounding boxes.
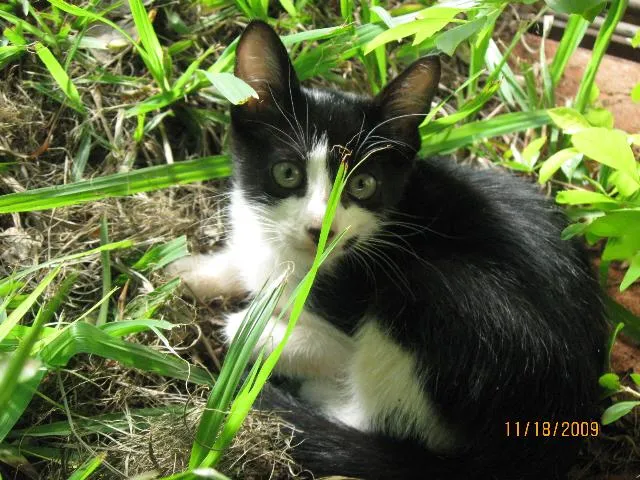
[306,227,335,244]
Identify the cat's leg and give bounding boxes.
[165,249,247,300]
[299,320,458,452]
[224,308,354,379]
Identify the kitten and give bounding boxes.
[168,21,607,480]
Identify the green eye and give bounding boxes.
[272,161,303,189]
[348,173,377,200]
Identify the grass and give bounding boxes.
[1,0,640,478]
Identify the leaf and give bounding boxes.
[544,0,604,19]
[606,322,624,371]
[522,136,547,168]
[435,15,487,56]
[34,43,84,113]
[606,296,640,343]
[364,7,460,53]
[599,372,621,391]
[620,253,640,291]
[128,0,168,90]
[632,30,640,48]
[556,190,617,205]
[538,148,582,184]
[584,107,614,128]
[547,107,590,134]
[278,0,297,17]
[131,236,188,272]
[631,373,640,386]
[601,401,640,425]
[67,454,106,480]
[609,171,640,197]
[632,83,640,103]
[588,211,640,237]
[421,110,552,157]
[201,71,258,105]
[0,268,60,343]
[0,155,231,214]
[572,128,639,181]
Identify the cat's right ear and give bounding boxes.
[233,20,300,116]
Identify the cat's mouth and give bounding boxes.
[292,235,359,256]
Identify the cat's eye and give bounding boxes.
[347,173,377,200]
[272,161,303,189]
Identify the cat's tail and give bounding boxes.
[255,384,478,480]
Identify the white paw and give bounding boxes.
[165,253,245,300]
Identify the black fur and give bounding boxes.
[231,21,607,480]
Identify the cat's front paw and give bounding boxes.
[166,252,246,300]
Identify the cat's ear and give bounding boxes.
[233,20,300,115]
[374,56,440,143]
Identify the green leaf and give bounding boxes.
[574,0,626,112]
[547,107,590,134]
[201,71,258,105]
[609,171,640,197]
[572,128,639,181]
[544,0,605,19]
[34,43,84,113]
[435,15,487,56]
[556,190,617,205]
[0,155,231,214]
[421,110,552,157]
[599,372,621,391]
[278,0,296,17]
[364,7,460,53]
[538,148,582,184]
[522,136,547,169]
[584,107,614,128]
[550,14,589,85]
[606,322,624,371]
[620,253,640,291]
[632,31,640,48]
[128,0,168,90]
[606,296,640,343]
[588,211,640,237]
[131,236,188,272]
[40,322,213,385]
[67,454,106,480]
[631,373,640,386]
[601,401,640,425]
[0,268,60,343]
[632,83,640,103]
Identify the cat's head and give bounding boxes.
[228,20,439,269]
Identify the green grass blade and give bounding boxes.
[0,241,133,291]
[421,110,553,156]
[10,406,187,438]
[34,43,85,113]
[0,267,61,343]
[550,13,589,85]
[188,280,284,468]
[0,155,231,214]
[67,453,106,480]
[201,71,258,105]
[574,0,628,112]
[97,216,111,326]
[0,271,76,442]
[39,322,213,385]
[127,0,168,90]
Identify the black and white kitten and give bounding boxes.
[169,21,606,480]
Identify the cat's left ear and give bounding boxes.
[374,56,440,146]
[233,20,300,115]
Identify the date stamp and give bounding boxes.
[505,421,600,437]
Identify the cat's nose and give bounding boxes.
[306,227,335,244]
